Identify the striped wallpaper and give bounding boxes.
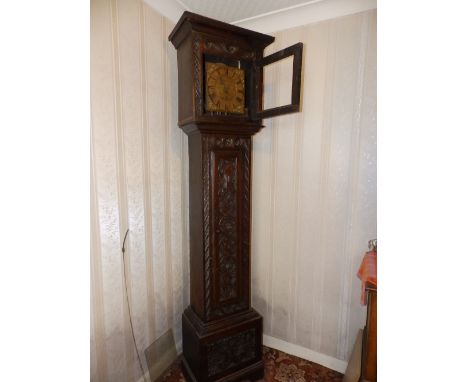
[91,1,187,381]
[251,9,377,362]
[91,1,376,379]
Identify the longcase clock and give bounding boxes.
[169,12,303,382]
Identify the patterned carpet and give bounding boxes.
[161,346,343,382]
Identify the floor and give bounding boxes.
[161,346,343,382]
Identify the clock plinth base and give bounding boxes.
[182,307,264,382]
[181,357,264,382]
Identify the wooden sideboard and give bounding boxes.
[361,283,377,382]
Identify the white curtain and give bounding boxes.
[91,0,188,381]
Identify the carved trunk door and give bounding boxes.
[203,135,250,321]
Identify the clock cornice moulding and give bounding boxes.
[168,11,274,49]
[144,0,376,34]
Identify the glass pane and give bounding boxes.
[263,55,294,111]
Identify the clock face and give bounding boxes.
[205,62,245,114]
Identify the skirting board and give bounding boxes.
[263,335,348,374]
[137,337,347,381]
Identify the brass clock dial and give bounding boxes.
[205,62,245,114]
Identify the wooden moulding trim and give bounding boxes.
[183,306,261,337]
[168,11,275,48]
[178,116,261,128]
[263,335,348,374]
[180,123,264,136]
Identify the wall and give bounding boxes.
[91,2,376,380]
[251,9,376,364]
[91,0,188,381]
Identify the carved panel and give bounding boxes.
[193,36,204,115]
[206,328,256,377]
[204,39,255,60]
[214,154,239,302]
[203,136,251,320]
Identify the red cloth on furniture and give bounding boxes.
[357,250,377,305]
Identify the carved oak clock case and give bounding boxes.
[169,12,303,382]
